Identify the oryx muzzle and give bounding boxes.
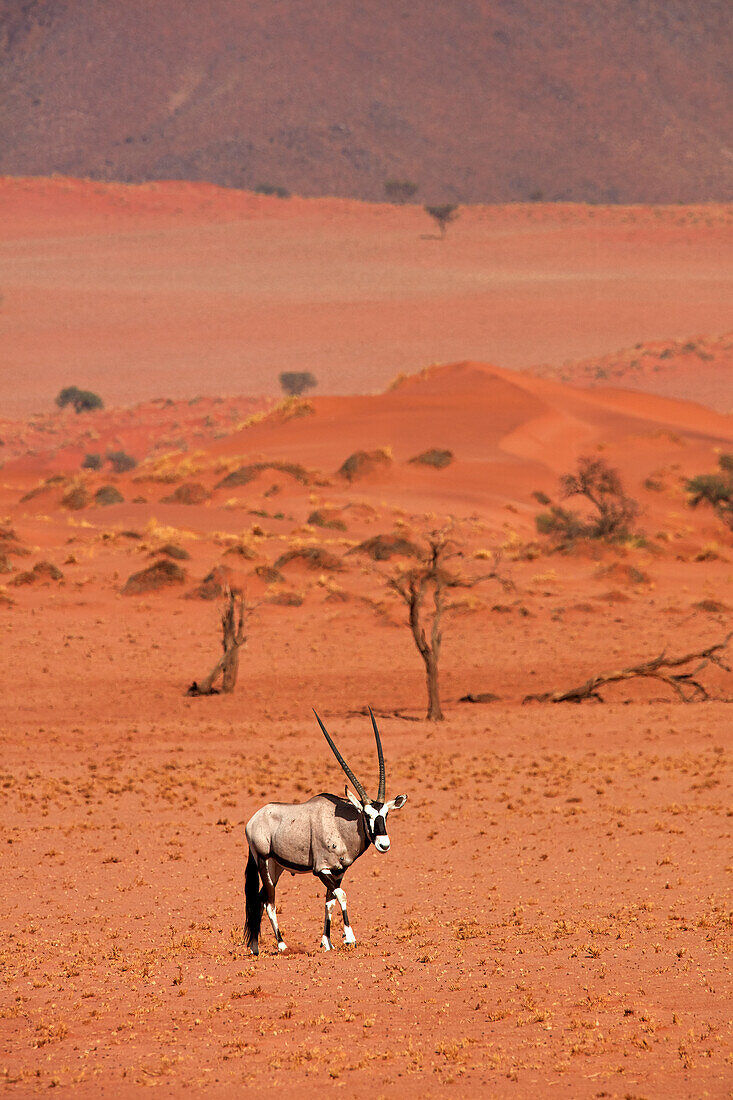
[244,708,407,954]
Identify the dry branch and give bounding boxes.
[187,588,248,696]
[523,632,731,704]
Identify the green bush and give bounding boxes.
[56,386,104,413]
[81,453,102,470]
[535,457,640,544]
[685,454,733,528]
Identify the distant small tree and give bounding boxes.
[56,386,104,414]
[384,179,419,203]
[424,204,459,239]
[279,371,317,397]
[685,454,733,529]
[255,183,290,199]
[535,456,640,544]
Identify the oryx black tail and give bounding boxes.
[244,850,263,954]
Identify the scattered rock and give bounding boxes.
[122,559,187,595]
[160,482,211,505]
[338,449,392,482]
[408,448,454,469]
[347,534,421,561]
[94,485,124,506]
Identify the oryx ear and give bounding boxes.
[345,786,364,812]
[387,794,407,810]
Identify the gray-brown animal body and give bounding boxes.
[247,793,367,877]
[243,710,407,954]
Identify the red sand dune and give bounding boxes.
[1,178,732,417]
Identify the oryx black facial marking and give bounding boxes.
[244,708,407,954]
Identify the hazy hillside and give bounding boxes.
[1,0,731,203]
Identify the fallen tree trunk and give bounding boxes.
[187,589,247,696]
[522,632,731,704]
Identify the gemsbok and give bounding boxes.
[244,708,407,954]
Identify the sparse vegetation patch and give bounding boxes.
[122,559,186,595]
[535,457,640,545]
[338,448,392,482]
[408,447,454,469]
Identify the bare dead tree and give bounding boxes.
[386,535,452,720]
[187,588,248,696]
[523,632,731,704]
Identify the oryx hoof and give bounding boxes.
[250,944,259,957]
[277,941,288,953]
[343,930,356,946]
[321,936,333,951]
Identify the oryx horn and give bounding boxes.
[369,706,386,802]
[313,709,368,802]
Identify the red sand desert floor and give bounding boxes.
[0,186,731,1098]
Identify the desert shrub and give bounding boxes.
[216,461,310,490]
[337,448,392,482]
[122,559,186,595]
[61,484,89,510]
[279,371,317,397]
[106,450,137,473]
[536,457,640,544]
[81,453,102,470]
[408,448,454,469]
[160,482,210,505]
[307,509,347,531]
[11,561,63,586]
[187,565,236,601]
[223,543,256,561]
[685,454,733,528]
[347,534,422,561]
[535,505,586,540]
[255,183,290,198]
[274,547,344,572]
[424,203,459,238]
[156,543,190,561]
[94,485,124,506]
[384,179,418,203]
[56,386,104,413]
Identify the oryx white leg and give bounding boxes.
[322,892,337,951]
[262,858,287,952]
[334,886,356,945]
